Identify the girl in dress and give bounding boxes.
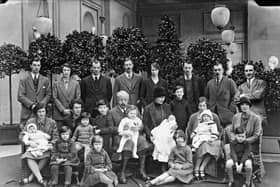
[144,130,193,186]
[117,105,142,158]
[81,135,118,187]
[151,115,177,163]
[22,123,52,158]
[49,126,80,187]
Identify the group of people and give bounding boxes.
[17,56,265,187]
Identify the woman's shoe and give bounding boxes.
[228,181,234,187]
[199,170,206,180]
[194,170,200,181]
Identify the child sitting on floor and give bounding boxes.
[22,123,52,158]
[151,115,177,163]
[81,135,118,187]
[117,105,142,158]
[226,127,253,187]
[144,130,193,187]
[191,109,219,151]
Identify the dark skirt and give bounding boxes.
[113,134,150,153]
[167,167,194,184]
[21,150,50,160]
[195,140,222,160]
[82,171,118,187]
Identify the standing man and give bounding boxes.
[237,63,267,125]
[113,57,143,106]
[80,58,112,118]
[205,63,238,127]
[177,61,205,113]
[53,63,81,129]
[18,57,51,124]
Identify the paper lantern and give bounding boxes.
[221,29,235,44]
[33,16,52,35]
[211,5,230,29]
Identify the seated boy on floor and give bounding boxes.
[226,127,253,187]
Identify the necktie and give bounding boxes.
[33,75,39,91]
[216,78,219,86]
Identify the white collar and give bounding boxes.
[184,74,192,80]
[92,74,100,80]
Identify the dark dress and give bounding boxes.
[93,114,112,154]
[143,102,172,139]
[170,98,192,131]
[81,149,118,187]
[167,144,194,184]
[140,77,168,106]
[50,139,80,166]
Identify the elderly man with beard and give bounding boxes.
[205,63,238,127]
[107,90,150,183]
[113,57,143,107]
[236,63,267,126]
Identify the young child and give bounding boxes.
[226,127,252,187]
[22,123,52,158]
[170,85,192,131]
[144,130,193,187]
[151,115,177,163]
[81,135,118,187]
[191,109,219,151]
[93,99,111,154]
[72,112,94,161]
[49,126,80,187]
[117,105,142,158]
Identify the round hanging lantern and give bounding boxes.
[33,16,52,35]
[229,42,238,54]
[211,5,230,29]
[221,29,235,44]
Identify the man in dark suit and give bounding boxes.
[107,90,150,183]
[113,57,143,106]
[80,58,112,118]
[177,62,205,113]
[205,63,238,127]
[17,57,51,124]
[53,63,81,129]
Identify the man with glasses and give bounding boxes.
[205,63,238,127]
[236,63,267,126]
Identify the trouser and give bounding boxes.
[51,165,73,185]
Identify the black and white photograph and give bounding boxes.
[0,0,280,187]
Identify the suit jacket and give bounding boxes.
[142,102,172,139]
[229,111,262,153]
[177,74,205,113]
[205,76,238,126]
[237,78,267,120]
[139,77,168,106]
[113,73,143,106]
[80,75,112,116]
[17,72,51,122]
[53,78,81,121]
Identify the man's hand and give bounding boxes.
[63,109,71,115]
[31,103,37,110]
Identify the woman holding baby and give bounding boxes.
[20,103,59,186]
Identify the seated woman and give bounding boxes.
[20,103,59,186]
[227,96,264,179]
[186,97,222,180]
[143,86,172,171]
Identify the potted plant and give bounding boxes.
[105,27,151,75]
[63,30,105,79]
[0,43,28,144]
[150,15,183,99]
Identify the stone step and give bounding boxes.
[262,136,280,154]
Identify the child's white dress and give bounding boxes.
[117,117,142,158]
[191,120,218,150]
[22,130,51,157]
[151,119,177,162]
